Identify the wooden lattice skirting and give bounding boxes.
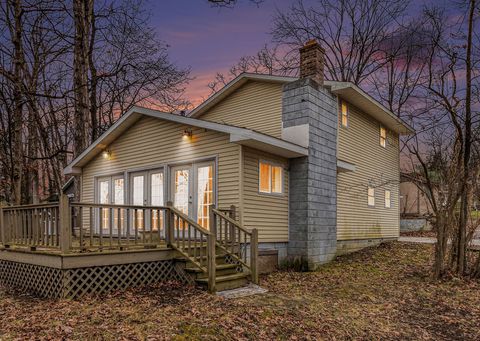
[0,260,192,299]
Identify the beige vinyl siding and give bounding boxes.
[337,102,400,240]
[242,147,289,243]
[81,116,241,209]
[200,81,284,138]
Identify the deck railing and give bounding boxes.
[0,203,60,250]
[70,202,169,251]
[0,196,259,292]
[212,206,258,284]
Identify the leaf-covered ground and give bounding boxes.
[1,242,479,340]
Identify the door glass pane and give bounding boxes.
[174,169,190,216]
[99,180,110,230]
[151,172,164,231]
[197,165,213,229]
[114,178,124,204]
[113,178,124,230]
[132,175,144,230]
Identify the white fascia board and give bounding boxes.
[63,109,142,175]
[231,131,308,157]
[282,123,309,148]
[337,160,356,172]
[325,81,415,135]
[64,104,308,175]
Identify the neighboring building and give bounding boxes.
[64,40,414,269]
[399,174,432,218]
[399,174,433,232]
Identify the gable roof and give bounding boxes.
[189,73,414,135]
[63,106,308,175]
[324,81,414,135]
[188,73,296,119]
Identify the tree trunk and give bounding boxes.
[11,0,25,205]
[73,0,92,157]
[457,0,475,275]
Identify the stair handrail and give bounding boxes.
[167,203,216,292]
[212,207,258,284]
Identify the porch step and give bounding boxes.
[195,272,249,291]
[174,253,229,264]
[185,263,238,279]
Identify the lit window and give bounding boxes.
[385,190,391,208]
[197,165,213,229]
[259,161,283,194]
[368,187,375,206]
[380,126,387,147]
[341,101,348,127]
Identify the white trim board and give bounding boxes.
[64,105,308,175]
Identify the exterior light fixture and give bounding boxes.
[183,128,193,139]
[102,149,112,160]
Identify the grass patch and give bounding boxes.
[1,242,479,340]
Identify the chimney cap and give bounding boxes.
[300,39,324,52]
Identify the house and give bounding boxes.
[0,40,413,298]
[399,173,433,232]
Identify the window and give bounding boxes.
[380,126,387,147]
[259,161,283,194]
[385,190,391,208]
[368,186,375,206]
[341,101,348,127]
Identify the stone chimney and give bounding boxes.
[281,39,337,270]
[299,39,324,85]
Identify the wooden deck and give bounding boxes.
[0,195,258,298]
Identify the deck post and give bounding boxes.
[251,228,259,284]
[0,204,5,246]
[166,201,174,247]
[207,205,216,293]
[59,194,71,254]
[229,205,235,245]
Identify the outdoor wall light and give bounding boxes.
[183,128,193,139]
[102,149,112,160]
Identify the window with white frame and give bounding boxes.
[341,101,348,127]
[385,189,391,208]
[380,126,387,147]
[368,186,375,206]
[259,160,283,194]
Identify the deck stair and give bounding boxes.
[0,198,258,295]
[167,205,258,293]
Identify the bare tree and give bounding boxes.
[207,45,297,94]
[0,0,190,204]
[272,0,410,85]
[405,1,480,278]
[208,0,263,7]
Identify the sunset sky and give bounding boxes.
[150,0,452,106]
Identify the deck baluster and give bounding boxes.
[117,208,122,247]
[126,208,130,247]
[89,207,93,248]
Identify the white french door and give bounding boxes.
[170,161,215,229]
[195,162,214,229]
[171,165,193,217]
[130,169,165,232]
[96,175,124,232]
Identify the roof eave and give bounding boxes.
[64,105,307,175]
[324,81,415,135]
